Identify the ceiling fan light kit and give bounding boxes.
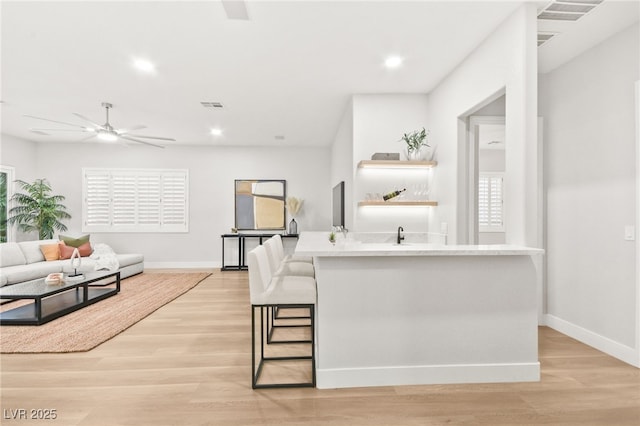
[24,102,173,148]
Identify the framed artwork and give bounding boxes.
[234,179,286,230]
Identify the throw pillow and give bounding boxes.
[59,234,90,248]
[59,241,93,258]
[58,242,75,260]
[77,241,93,257]
[39,243,60,261]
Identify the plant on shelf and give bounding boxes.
[328,231,336,244]
[399,127,431,161]
[6,178,71,239]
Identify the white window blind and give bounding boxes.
[83,168,188,233]
[478,173,504,232]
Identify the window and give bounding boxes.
[83,168,188,233]
[478,172,504,232]
[0,166,15,242]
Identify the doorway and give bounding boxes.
[473,118,506,244]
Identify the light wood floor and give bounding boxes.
[1,270,639,425]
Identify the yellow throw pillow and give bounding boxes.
[40,243,61,261]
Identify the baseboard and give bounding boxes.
[316,362,540,389]
[545,314,640,368]
[144,261,220,269]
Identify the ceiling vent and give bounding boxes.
[537,0,602,22]
[537,32,558,47]
[201,102,224,109]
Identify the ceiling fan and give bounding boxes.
[24,102,174,148]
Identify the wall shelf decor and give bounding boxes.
[357,160,438,169]
[358,200,438,207]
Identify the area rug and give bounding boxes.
[0,272,211,353]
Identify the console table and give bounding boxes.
[221,233,298,271]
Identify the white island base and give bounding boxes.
[296,234,542,389]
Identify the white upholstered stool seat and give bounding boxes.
[248,245,316,389]
[264,237,315,278]
[272,234,313,264]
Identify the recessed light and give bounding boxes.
[133,58,156,73]
[384,56,403,69]
[211,128,223,136]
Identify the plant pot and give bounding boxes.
[405,146,432,161]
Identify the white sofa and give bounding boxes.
[0,239,144,287]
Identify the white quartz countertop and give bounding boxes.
[295,232,544,257]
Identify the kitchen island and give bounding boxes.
[295,231,544,389]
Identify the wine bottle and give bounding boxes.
[383,188,406,201]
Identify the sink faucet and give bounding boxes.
[397,226,404,245]
[335,225,348,238]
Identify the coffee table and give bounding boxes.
[0,271,120,325]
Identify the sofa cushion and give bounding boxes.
[18,239,59,264]
[59,234,90,248]
[0,242,27,267]
[40,243,61,261]
[1,262,63,286]
[116,254,144,268]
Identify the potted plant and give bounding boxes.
[400,127,431,161]
[328,231,336,244]
[6,178,71,239]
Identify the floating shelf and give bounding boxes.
[358,200,438,207]
[357,160,438,169]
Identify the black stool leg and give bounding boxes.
[252,303,316,389]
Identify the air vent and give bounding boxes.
[201,102,224,109]
[538,32,558,47]
[538,0,602,22]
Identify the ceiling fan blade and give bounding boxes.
[72,112,103,128]
[29,128,92,132]
[23,114,87,129]
[118,125,147,134]
[120,135,165,149]
[126,134,176,141]
[78,134,97,142]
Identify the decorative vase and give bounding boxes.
[289,218,298,235]
[406,146,432,161]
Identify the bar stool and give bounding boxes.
[272,234,313,264]
[264,237,315,278]
[248,245,316,389]
[263,236,314,340]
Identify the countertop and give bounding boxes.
[295,232,544,257]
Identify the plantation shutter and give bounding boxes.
[161,172,188,231]
[84,171,111,230]
[478,173,504,232]
[83,168,188,233]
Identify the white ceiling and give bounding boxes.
[1,1,638,149]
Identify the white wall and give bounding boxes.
[17,142,331,266]
[0,134,38,184]
[541,23,639,365]
[352,94,431,233]
[426,4,538,247]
